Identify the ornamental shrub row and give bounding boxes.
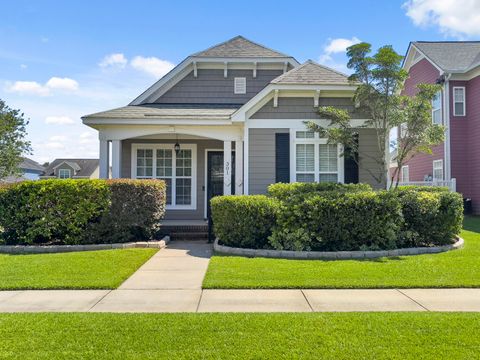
[0,179,166,245]
[210,183,463,251]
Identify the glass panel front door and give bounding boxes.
[207,151,235,218]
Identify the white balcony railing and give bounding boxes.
[398,178,456,192]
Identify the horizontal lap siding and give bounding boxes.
[357,128,385,189]
[403,58,444,181]
[122,138,223,220]
[249,128,288,194]
[154,69,283,105]
[465,76,480,212]
[251,97,364,119]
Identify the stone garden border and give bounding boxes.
[214,237,464,260]
[0,236,170,254]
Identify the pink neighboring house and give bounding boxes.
[401,41,480,213]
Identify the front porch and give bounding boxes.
[98,126,245,221]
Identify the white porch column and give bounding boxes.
[111,140,122,179]
[223,140,232,195]
[99,139,110,179]
[235,140,243,194]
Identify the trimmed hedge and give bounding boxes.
[268,182,372,202]
[211,184,464,252]
[210,195,279,249]
[0,179,166,245]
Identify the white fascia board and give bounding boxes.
[130,57,192,105]
[82,117,233,126]
[231,83,358,122]
[405,44,444,74]
[246,119,372,129]
[190,56,300,67]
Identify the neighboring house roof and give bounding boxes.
[19,157,44,172]
[42,159,99,177]
[84,104,238,120]
[192,35,292,58]
[412,41,480,72]
[271,60,350,85]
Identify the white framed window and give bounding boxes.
[58,168,71,179]
[291,129,344,183]
[132,144,197,210]
[234,77,246,94]
[401,165,409,183]
[453,87,466,116]
[433,159,443,181]
[400,123,408,138]
[432,90,442,125]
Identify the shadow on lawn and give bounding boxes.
[463,216,480,234]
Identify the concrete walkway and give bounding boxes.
[0,242,480,312]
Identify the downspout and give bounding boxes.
[443,73,452,181]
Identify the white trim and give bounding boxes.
[401,165,409,183]
[58,168,71,179]
[99,140,109,179]
[289,127,344,184]
[223,141,232,195]
[403,44,444,74]
[234,77,246,94]
[432,90,442,124]
[247,119,371,129]
[452,86,466,117]
[111,140,122,178]
[235,140,243,194]
[444,78,452,181]
[243,125,249,194]
[433,159,444,181]
[83,118,234,126]
[131,143,197,210]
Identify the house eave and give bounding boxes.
[82,117,234,126]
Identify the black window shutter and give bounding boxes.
[344,135,359,184]
[275,133,290,183]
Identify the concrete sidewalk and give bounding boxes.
[0,288,479,312]
[1,241,479,312]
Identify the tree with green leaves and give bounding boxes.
[0,99,32,179]
[306,42,444,188]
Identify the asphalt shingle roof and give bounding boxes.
[413,41,480,72]
[271,60,350,85]
[192,35,292,58]
[19,157,44,172]
[43,159,99,177]
[83,104,238,120]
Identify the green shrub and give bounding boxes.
[0,179,167,245]
[268,182,372,202]
[0,179,110,245]
[398,190,463,247]
[271,191,402,251]
[86,179,166,243]
[395,185,449,193]
[211,195,279,249]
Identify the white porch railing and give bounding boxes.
[398,178,456,192]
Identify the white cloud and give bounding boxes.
[45,77,79,91]
[130,56,175,78]
[79,132,96,144]
[41,37,49,43]
[49,135,68,142]
[6,76,79,96]
[44,142,65,149]
[99,53,128,69]
[403,0,480,37]
[318,37,361,73]
[7,81,49,96]
[20,64,27,69]
[45,116,75,125]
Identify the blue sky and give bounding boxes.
[1,0,478,163]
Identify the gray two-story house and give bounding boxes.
[82,36,383,222]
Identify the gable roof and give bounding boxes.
[19,157,44,172]
[271,60,350,85]
[412,41,480,72]
[42,159,99,177]
[192,35,292,58]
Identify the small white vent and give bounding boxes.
[234,77,246,94]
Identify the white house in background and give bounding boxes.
[82,36,383,221]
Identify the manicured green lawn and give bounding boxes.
[0,248,156,290]
[203,216,480,289]
[0,313,478,359]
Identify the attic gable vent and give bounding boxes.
[234,77,246,94]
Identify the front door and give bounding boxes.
[206,151,235,218]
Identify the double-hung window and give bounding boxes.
[401,165,409,183]
[133,144,196,209]
[292,130,343,183]
[433,160,443,181]
[432,90,442,125]
[453,87,466,116]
